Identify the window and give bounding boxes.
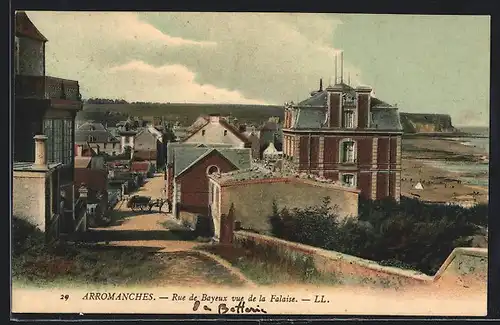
[342,174,356,187]
[202,130,206,136]
[88,135,96,142]
[207,165,219,175]
[43,118,73,165]
[223,130,228,136]
[340,140,356,163]
[342,110,355,128]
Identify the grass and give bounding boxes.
[12,243,167,288]
[198,244,342,286]
[11,217,243,288]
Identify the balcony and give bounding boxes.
[15,75,81,101]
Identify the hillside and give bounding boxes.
[79,103,458,134]
[399,113,456,133]
[78,103,284,126]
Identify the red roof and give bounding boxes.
[130,161,151,172]
[15,11,48,42]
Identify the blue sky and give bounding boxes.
[27,12,490,126]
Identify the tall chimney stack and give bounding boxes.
[334,53,338,85]
[340,51,344,84]
[319,78,323,91]
[33,134,48,169]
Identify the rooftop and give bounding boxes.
[13,162,62,172]
[208,163,360,193]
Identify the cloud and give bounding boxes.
[94,60,268,104]
[25,12,359,105]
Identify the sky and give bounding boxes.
[26,12,490,127]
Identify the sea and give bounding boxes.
[424,127,489,187]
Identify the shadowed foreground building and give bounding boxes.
[13,11,84,238]
[283,77,403,201]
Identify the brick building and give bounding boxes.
[165,143,251,216]
[282,76,403,201]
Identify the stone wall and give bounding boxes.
[13,171,47,231]
[220,178,359,234]
[234,231,488,289]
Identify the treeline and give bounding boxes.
[83,98,165,105]
[269,197,487,275]
[84,98,129,104]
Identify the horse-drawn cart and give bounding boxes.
[126,195,169,212]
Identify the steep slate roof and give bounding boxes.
[75,122,120,143]
[172,147,252,177]
[291,82,402,131]
[166,142,233,166]
[15,11,48,42]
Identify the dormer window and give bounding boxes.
[88,135,96,142]
[89,125,95,131]
[223,130,228,136]
[202,130,206,136]
[342,110,355,129]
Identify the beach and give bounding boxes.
[401,136,489,204]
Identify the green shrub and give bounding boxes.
[269,197,487,275]
[11,216,46,257]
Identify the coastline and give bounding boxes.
[401,137,489,205]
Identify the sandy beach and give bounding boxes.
[401,137,489,204]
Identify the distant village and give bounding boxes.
[12,11,421,243]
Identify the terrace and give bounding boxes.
[15,75,81,103]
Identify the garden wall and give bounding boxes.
[234,231,487,288]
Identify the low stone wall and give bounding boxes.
[234,231,488,288]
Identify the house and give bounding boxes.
[118,128,137,156]
[130,161,154,178]
[282,65,404,201]
[208,166,360,242]
[181,114,251,148]
[133,125,165,168]
[166,143,252,216]
[239,124,260,160]
[74,156,108,207]
[13,12,83,236]
[75,122,121,156]
[258,117,283,158]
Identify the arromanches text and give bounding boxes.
[82,292,154,301]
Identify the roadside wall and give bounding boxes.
[234,231,487,288]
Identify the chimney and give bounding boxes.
[319,78,323,91]
[33,134,48,169]
[334,53,338,84]
[340,51,344,84]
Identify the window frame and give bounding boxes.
[206,165,220,175]
[340,173,357,187]
[339,138,357,164]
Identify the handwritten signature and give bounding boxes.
[193,300,268,314]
